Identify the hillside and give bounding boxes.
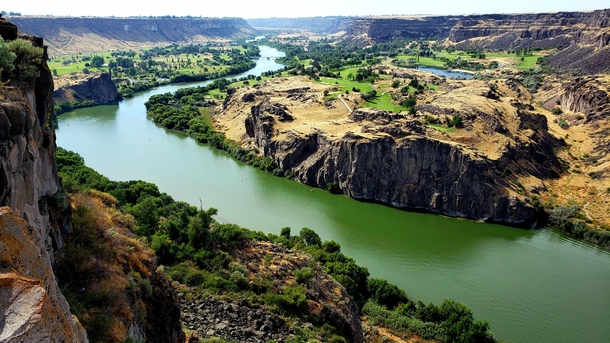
[9,16,255,55]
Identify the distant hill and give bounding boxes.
[247,16,355,33]
[9,16,255,55]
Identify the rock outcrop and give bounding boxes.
[179,296,291,343]
[10,16,255,55]
[558,77,610,122]
[0,207,88,342]
[216,77,564,225]
[53,72,119,105]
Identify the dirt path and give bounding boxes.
[338,94,353,113]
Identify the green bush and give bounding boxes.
[264,285,309,315]
[367,278,409,309]
[7,38,43,83]
[0,37,16,78]
[294,267,314,284]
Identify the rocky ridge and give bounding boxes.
[344,16,460,45]
[215,76,563,224]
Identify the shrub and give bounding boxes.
[425,115,438,124]
[7,38,43,83]
[367,278,409,309]
[549,205,578,228]
[264,285,308,315]
[0,37,16,78]
[294,267,314,284]
[551,107,563,115]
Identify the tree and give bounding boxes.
[367,278,409,309]
[300,227,321,246]
[280,227,291,239]
[91,55,105,68]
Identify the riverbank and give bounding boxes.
[56,47,610,343]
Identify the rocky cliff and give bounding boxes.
[215,76,563,225]
[344,16,460,45]
[0,20,88,342]
[53,72,119,105]
[446,10,610,49]
[9,16,255,55]
[1,20,183,343]
[0,207,88,342]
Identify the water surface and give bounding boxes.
[56,47,610,343]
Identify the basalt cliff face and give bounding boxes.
[345,16,460,45]
[215,76,563,225]
[447,10,610,50]
[9,16,255,55]
[53,72,119,105]
[1,20,183,343]
[0,20,88,342]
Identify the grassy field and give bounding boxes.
[48,52,114,75]
[317,77,374,93]
[427,124,456,133]
[363,93,405,113]
[48,47,246,77]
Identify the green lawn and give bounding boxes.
[48,51,114,75]
[515,55,540,70]
[317,77,374,93]
[364,93,405,113]
[427,124,456,133]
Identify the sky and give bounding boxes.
[3,0,609,18]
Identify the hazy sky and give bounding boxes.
[3,0,608,18]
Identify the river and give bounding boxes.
[56,46,610,343]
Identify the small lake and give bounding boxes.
[417,66,474,79]
[56,46,610,343]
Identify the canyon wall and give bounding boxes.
[247,16,355,33]
[9,16,255,55]
[344,16,460,45]
[0,19,183,342]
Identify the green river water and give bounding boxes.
[56,47,610,343]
